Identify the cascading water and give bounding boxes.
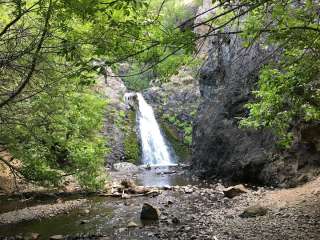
[136,93,176,166]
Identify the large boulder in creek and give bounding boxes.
[140,203,160,221]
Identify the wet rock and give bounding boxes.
[80,219,89,224]
[25,232,40,240]
[223,184,248,198]
[184,186,194,194]
[49,235,64,240]
[172,216,180,224]
[145,164,152,170]
[127,221,138,228]
[83,209,90,214]
[240,205,268,218]
[140,203,160,221]
[162,185,173,190]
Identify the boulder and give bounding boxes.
[240,205,268,218]
[140,203,160,221]
[25,233,40,240]
[171,216,180,224]
[120,179,136,188]
[113,162,139,173]
[223,184,248,198]
[184,187,194,194]
[127,221,139,228]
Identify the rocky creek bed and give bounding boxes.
[0,167,320,240]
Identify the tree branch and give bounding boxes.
[0,0,52,108]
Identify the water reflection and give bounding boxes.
[136,166,197,187]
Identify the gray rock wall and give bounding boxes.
[95,67,128,165]
[192,26,320,186]
[192,31,278,183]
[144,67,201,161]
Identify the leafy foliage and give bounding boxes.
[238,0,320,147]
[163,113,193,146]
[0,0,196,189]
[121,0,200,90]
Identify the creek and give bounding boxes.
[0,94,197,239]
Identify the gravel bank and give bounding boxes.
[0,199,86,225]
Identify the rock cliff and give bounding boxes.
[95,67,140,165]
[192,18,320,186]
[144,67,201,160]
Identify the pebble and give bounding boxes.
[127,221,138,228]
[80,220,89,224]
[49,235,64,240]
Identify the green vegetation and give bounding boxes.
[238,0,320,147]
[161,122,191,161]
[121,0,202,91]
[163,113,193,146]
[0,0,196,189]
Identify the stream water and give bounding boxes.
[0,93,196,238]
[0,167,200,238]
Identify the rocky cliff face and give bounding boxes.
[94,67,127,165]
[192,25,320,186]
[95,67,140,166]
[192,28,278,183]
[144,67,201,160]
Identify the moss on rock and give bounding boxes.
[123,110,141,164]
[161,121,191,161]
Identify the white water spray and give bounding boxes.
[136,93,176,166]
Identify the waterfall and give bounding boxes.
[136,93,176,166]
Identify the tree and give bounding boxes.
[0,0,199,189]
[0,0,156,189]
[237,0,320,147]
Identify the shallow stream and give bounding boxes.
[0,166,199,238]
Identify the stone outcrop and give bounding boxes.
[94,66,127,165]
[144,67,201,160]
[192,23,278,183]
[95,66,140,166]
[192,15,320,186]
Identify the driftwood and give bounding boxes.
[100,179,162,198]
[98,190,161,198]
